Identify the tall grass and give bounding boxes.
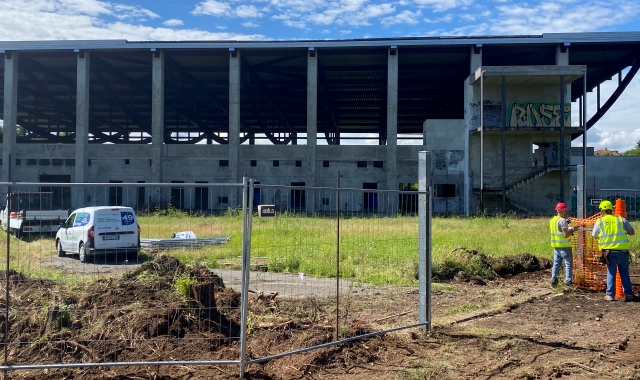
[1,213,637,286]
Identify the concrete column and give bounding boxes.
[151,50,164,208]
[229,49,241,208]
[74,51,90,208]
[556,44,572,102]
[386,46,398,215]
[306,48,318,214]
[2,52,18,184]
[465,46,482,216]
[470,45,482,74]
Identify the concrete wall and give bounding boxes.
[0,143,425,214]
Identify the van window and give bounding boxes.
[66,214,76,228]
[74,212,91,227]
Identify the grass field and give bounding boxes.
[2,213,638,286]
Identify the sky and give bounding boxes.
[0,0,640,151]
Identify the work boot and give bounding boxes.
[624,295,637,302]
[551,278,558,288]
[604,295,614,301]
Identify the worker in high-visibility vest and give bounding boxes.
[592,200,636,301]
[550,202,576,287]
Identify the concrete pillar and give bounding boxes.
[74,51,90,208]
[151,50,164,208]
[229,49,241,208]
[2,52,18,184]
[470,45,482,74]
[556,44,569,66]
[556,44,572,103]
[465,46,482,216]
[386,46,398,215]
[306,48,318,214]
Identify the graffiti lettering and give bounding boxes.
[40,144,63,152]
[508,103,571,128]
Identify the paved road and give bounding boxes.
[40,254,373,298]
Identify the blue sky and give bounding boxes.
[0,0,640,150]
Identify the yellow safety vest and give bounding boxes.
[596,214,630,250]
[550,216,571,248]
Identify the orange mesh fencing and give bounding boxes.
[569,198,628,292]
[569,212,606,290]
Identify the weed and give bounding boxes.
[174,272,197,301]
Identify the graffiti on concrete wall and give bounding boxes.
[468,100,503,128]
[507,103,571,128]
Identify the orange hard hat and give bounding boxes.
[555,203,568,211]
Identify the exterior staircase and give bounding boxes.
[504,166,556,195]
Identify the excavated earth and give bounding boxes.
[1,253,639,380]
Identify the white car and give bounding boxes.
[56,206,141,263]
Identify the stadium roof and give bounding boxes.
[1,32,639,144]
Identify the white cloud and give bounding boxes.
[490,1,640,34]
[235,5,263,18]
[424,14,452,23]
[340,29,352,34]
[0,0,266,41]
[412,0,474,12]
[242,21,260,27]
[381,10,422,26]
[163,19,184,26]
[192,0,233,16]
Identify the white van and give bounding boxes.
[56,206,140,263]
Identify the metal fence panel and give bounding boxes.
[243,182,428,364]
[0,182,244,370]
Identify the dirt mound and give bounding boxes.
[488,252,552,277]
[4,254,241,371]
[430,249,552,281]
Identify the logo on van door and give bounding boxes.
[121,211,135,226]
[73,213,91,227]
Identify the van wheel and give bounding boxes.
[57,240,66,257]
[79,243,87,263]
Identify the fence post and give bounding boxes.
[239,176,251,378]
[576,165,585,219]
[418,151,432,331]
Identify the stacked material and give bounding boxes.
[140,236,231,249]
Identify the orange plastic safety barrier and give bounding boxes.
[569,212,606,291]
[569,198,628,293]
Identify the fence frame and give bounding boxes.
[0,151,434,378]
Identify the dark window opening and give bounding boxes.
[435,184,456,197]
[88,159,92,167]
[52,159,63,166]
[357,161,367,168]
[137,181,145,211]
[26,159,37,165]
[65,159,75,166]
[218,196,229,204]
[39,159,50,166]
[273,160,279,167]
[295,160,302,167]
[323,161,329,167]
[399,183,419,215]
[109,180,123,206]
[291,182,306,209]
[363,183,378,211]
[170,181,185,210]
[125,159,130,165]
[219,160,229,167]
[373,161,383,168]
[195,183,209,211]
[251,160,257,167]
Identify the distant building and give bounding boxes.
[594,149,620,156]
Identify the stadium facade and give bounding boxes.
[1,33,640,214]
